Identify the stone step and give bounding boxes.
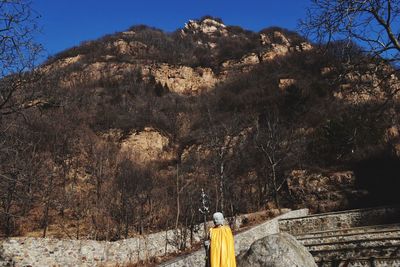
[298,228,400,246]
[278,206,400,236]
[295,223,400,240]
[317,257,400,267]
[305,238,400,262]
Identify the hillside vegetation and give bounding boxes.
[1,16,399,242]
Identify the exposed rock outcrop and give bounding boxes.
[44,55,83,69]
[223,53,260,67]
[386,125,400,157]
[182,18,228,37]
[260,31,290,47]
[237,232,317,267]
[259,31,312,61]
[52,61,137,88]
[287,170,367,213]
[120,127,175,164]
[278,78,297,90]
[50,60,218,95]
[43,21,313,96]
[143,64,218,94]
[334,64,400,104]
[107,39,148,55]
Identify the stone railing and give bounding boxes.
[159,208,309,267]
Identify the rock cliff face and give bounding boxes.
[182,18,228,37]
[334,66,400,104]
[120,127,175,164]
[108,39,148,55]
[142,64,218,94]
[43,18,312,95]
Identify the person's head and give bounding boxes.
[213,212,224,226]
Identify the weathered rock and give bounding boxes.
[273,31,290,46]
[298,42,313,51]
[120,127,175,164]
[54,61,137,88]
[287,170,366,213]
[334,63,400,104]
[278,78,296,90]
[260,44,289,61]
[182,18,228,37]
[108,39,148,55]
[44,55,83,69]
[237,232,317,267]
[222,53,260,71]
[241,53,260,65]
[142,64,218,94]
[260,33,272,46]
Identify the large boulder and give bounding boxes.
[237,233,317,267]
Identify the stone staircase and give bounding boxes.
[278,206,400,267]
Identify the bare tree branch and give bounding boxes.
[0,0,42,117]
[301,0,400,64]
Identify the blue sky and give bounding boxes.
[33,0,311,59]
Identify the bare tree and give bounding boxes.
[0,1,42,234]
[253,111,293,209]
[301,0,400,63]
[204,108,241,215]
[84,139,118,239]
[0,119,44,237]
[0,0,42,117]
[112,158,154,239]
[302,0,400,114]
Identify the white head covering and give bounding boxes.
[213,212,224,226]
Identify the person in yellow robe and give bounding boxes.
[205,212,236,267]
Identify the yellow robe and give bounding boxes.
[209,225,236,267]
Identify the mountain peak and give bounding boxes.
[182,17,227,36]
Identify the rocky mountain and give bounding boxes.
[43,17,311,95]
[1,16,399,240]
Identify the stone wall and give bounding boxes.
[159,209,309,267]
[1,231,178,267]
[279,206,400,236]
[0,211,300,267]
[0,223,207,267]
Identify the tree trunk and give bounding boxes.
[42,202,49,238]
[4,180,16,237]
[42,175,54,238]
[175,164,180,230]
[219,161,225,213]
[124,210,129,239]
[271,164,280,209]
